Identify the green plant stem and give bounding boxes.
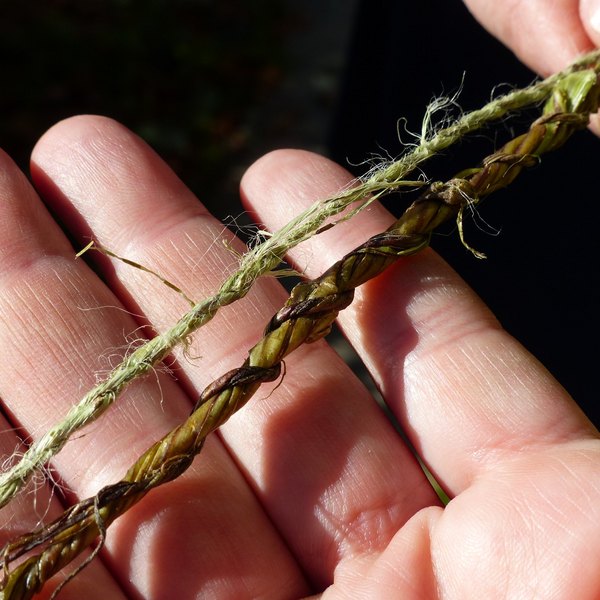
[1,66,598,600]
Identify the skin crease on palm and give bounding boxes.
[0,2,599,599]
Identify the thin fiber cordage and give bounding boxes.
[1,50,599,511]
[1,68,598,600]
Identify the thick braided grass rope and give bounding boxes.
[0,50,599,512]
[1,66,598,599]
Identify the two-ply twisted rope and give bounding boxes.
[1,67,598,599]
[1,50,599,511]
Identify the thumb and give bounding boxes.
[463,0,595,75]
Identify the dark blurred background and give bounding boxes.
[0,0,597,425]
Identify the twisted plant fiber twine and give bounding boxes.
[1,66,599,599]
[1,51,600,512]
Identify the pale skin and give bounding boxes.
[0,3,599,599]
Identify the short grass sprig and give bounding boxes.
[1,66,598,600]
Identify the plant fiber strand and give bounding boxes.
[1,67,598,599]
[1,50,599,511]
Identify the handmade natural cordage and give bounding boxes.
[0,55,599,598]
[0,50,598,514]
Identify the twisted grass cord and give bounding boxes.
[1,50,599,511]
[1,67,598,599]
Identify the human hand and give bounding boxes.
[0,116,598,598]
